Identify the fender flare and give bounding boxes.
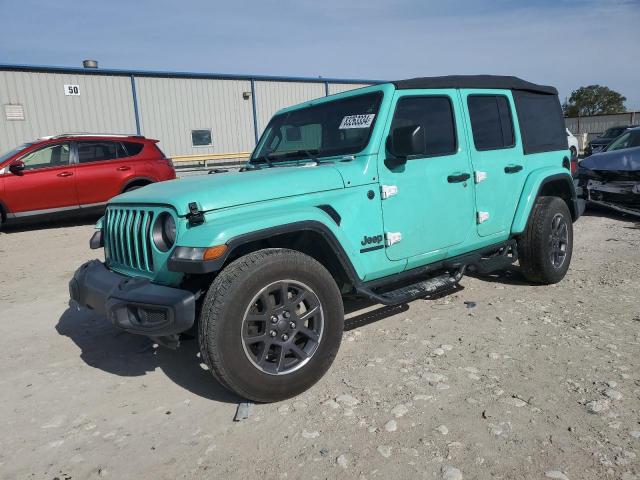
[511,170,578,234]
[168,220,361,284]
[121,176,155,193]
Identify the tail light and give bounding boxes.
[570,158,577,176]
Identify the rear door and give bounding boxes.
[2,142,78,215]
[460,90,527,237]
[378,90,476,261]
[73,141,136,206]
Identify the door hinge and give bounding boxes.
[380,185,398,200]
[385,231,402,246]
[477,211,490,224]
[474,171,488,184]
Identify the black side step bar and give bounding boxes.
[467,239,518,274]
[354,239,519,306]
[356,267,464,306]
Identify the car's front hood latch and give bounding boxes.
[186,202,205,225]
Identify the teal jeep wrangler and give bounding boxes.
[70,75,578,402]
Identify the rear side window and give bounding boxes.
[468,95,515,151]
[390,96,457,156]
[513,91,568,154]
[77,141,125,163]
[122,141,144,156]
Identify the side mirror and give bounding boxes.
[9,160,25,175]
[388,125,425,164]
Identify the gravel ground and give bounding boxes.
[0,208,639,480]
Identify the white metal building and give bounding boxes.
[0,64,376,160]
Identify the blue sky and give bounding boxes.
[1,0,639,108]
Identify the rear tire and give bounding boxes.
[198,248,344,402]
[519,196,573,284]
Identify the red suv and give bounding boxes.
[0,134,176,228]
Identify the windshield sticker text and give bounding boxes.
[339,114,375,129]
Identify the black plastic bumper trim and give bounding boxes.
[167,256,224,274]
[69,260,195,337]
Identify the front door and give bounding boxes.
[378,91,475,261]
[460,90,527,237]
[3,142,78,215]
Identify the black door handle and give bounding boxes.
[447,173,471,183]
[504,165,523,174]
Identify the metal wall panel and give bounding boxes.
[327,83,371,95]
[254,81,325,133]
[134,77,255,157]
[565,112,638,135]
[565,112,639,143]
[0,71,136,152]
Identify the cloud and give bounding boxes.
[1,0,638,108]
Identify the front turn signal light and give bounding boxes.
[203,245,228,260]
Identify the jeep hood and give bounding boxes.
[111,165,345,215]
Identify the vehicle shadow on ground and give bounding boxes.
[342,285,467,330]
[582,204,640,228]
[343,299,410,331]
[56,306,241,404]
[467,267,533,286]
[1,213,101,234]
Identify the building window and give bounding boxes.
[192,129,212,147]
[467,95,515,151]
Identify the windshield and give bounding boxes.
[602,127,626,139]
[251,92,383,165]
[606,130,640,152]
[0,143,32,164]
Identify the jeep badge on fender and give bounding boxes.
[70,75,578,402]
[361,234,383,246]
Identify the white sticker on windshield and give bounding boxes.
[339,114,375,129]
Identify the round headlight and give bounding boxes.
[152,212,176,252]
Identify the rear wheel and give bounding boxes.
[198,248,344,402]
[519,196,573,284]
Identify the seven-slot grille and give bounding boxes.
[104,206,155,272]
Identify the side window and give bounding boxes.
[77,142,119,163]
[121,141,144,157]
[390,96,457,156]
[512,91,567,154]
[467,95,515,151]
[20,143,70,170]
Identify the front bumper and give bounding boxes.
[69,260,196,337]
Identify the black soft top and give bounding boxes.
[393,75,557,95]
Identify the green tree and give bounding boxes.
[563,85,627,117]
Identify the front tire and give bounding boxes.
[198,248,344,402]
[519,196,573,284]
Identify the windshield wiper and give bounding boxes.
[286,149,320,164]
[249,153,276,168]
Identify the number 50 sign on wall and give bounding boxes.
[64,84,80,96]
